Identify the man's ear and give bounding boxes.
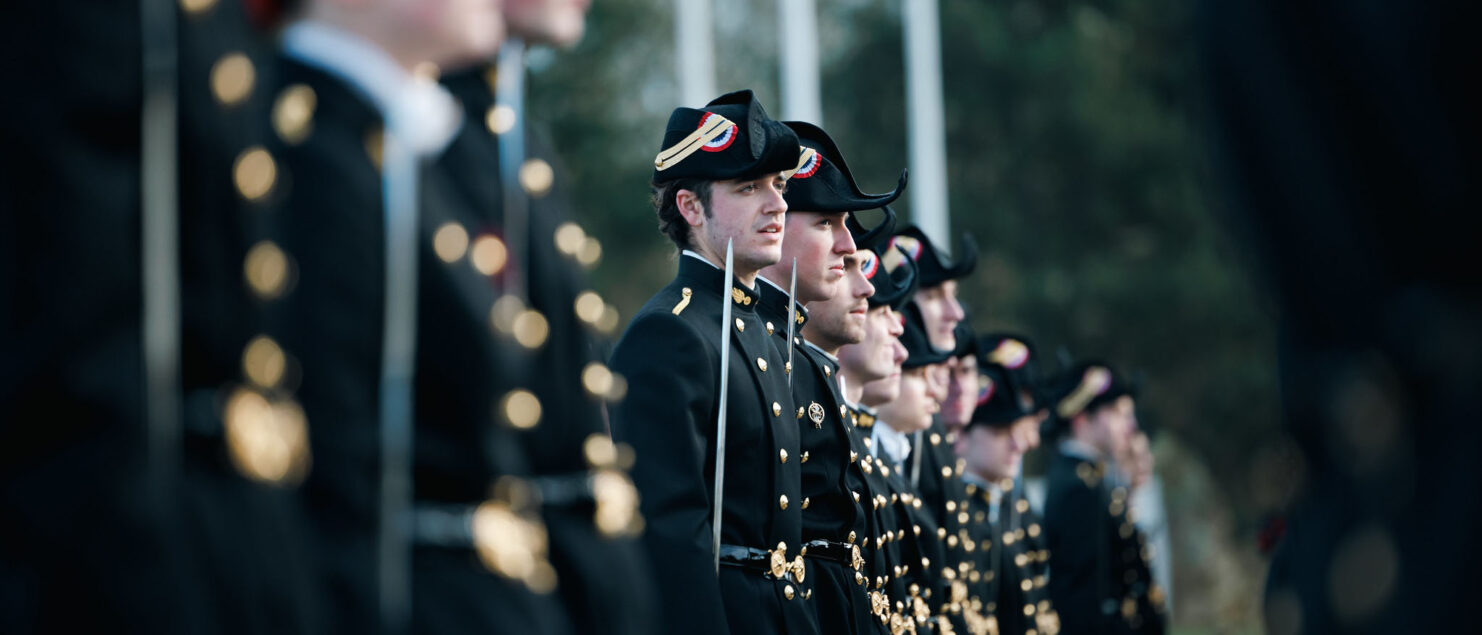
[676,188,706,228]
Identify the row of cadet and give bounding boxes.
[3,2,1165,635]
[605,85,1171,635]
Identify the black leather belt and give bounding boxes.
[804,539,866,571]
[719,544,808,583]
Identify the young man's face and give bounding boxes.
[769,211,854,304]
[880,367,937,433]
[800,249,874,350]
[838,304,903,385]
[503,0,589,48]
[855,313,907,407]
[912,280,965,351]
[923,362,950,405]
[940,354,979,431]
[682,173,788,276]
[1081,396,1137,459]
[956,421,1026,484]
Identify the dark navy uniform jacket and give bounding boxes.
[1044,447,1166,635]
[266,58,568,635]
[610,255,818,635]
[756,281,884,635]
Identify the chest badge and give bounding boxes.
[807,402,826,428]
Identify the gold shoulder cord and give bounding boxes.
[672,287,693,315]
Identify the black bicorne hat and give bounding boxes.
[1044,360,1138,431]
[977,333,1045,412]
[864,244,918,311]
[652,90,801,182]
[848,205,898,253]
[968,364,1035,429]
[901,303,952,368]
[889,225,978,289]
[781,121,907,214]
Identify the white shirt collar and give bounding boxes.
[1058,437,1101,462]
[871,422,912,470]
[281,21,462,156]
[681,249,720,270]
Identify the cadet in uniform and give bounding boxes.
[753,121,907,635]
[265,3,573,633]
[835,244,918,631]
[608,90,817,635]
[978,333,1057,633]
[1042,362,1166,635]
[888,228,982,634]
[958,363,1057,635]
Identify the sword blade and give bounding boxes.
[712,238,735,574]
[785,258,797,387]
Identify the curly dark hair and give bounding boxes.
[650,178,713,250]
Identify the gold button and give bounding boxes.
[848,531,857,543]
[784,585,795,600]
[272,84,317,144]
[243,241,290,300]
[779,449,788,463]
[433,222,471,263]
[500,389,542,429]
[852,491,860,502]
[757,357,768,372]
[735,318,745,332]
[486,104,516,135]
[823,365,831,377]
[554,222,586,257]
[210,52,255,106]
[801,497,810,509]
[779,495,789,510]
[772,402,782,416]
[233,147,276,200]
[766,321,775,334]
[801,451,810,463]
[519,158,555,197]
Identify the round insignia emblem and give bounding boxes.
[889,235,923,261]
[698,112,737,152]
[859,250,880,280]
[808,402,826,425]
[991,338,1031,369]
[976,375,995,406]
[791,149,822,179]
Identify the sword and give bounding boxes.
[712,238,735,574]
[785,258,797,387]
[910,430,923,489]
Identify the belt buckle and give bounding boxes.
[769,542,789,579]
[851,543,864,571]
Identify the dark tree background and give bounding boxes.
[529,1,1288,629]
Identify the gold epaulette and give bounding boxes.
[672,287,692,315]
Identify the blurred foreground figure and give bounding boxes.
[1199,1,1482,632]
[2,2,317,632]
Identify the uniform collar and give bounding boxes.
[282,21,462,157]
[677,250,760,310]
[756,275,810,332]
[871,422,912,470]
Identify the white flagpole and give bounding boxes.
[676,0,717,106]
[778,0,823,124]
[902,0,951,251]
